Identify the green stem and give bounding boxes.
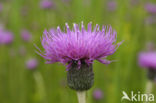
[33,71,47,103]
[145,80,153,94]
[77,91,86,103]
[145,80,153,103]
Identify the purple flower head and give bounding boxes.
[107,1,117,11]
[21,29,32,42]
[40,0,54,9]
[0,28,14,45]
[26,58,38,70]
[145,16,156,25]
[145,3,156,14]
[37,22,121,70]
[93,89,103,100]
[139,52,156,69]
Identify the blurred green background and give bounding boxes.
[0,0,156,103]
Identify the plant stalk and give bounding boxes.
[145,80,153,94]
[77,91,86,103]
[145,80,153,103]
[34,71,47,103]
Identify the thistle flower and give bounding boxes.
[139,52,156,81]
[21,29,32,42]
[37,22,121,91]
[26,58,38,70]
[145,16,156,25]
[40,0,54,9]
[0,28,14,45]
[145,3,156,14]
[93,89,103,100]
[107,1,117,12]
[139,52,156,69]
